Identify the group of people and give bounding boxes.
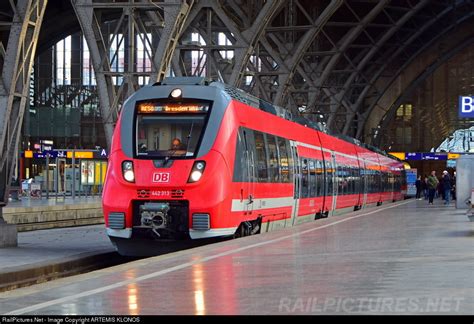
[415,170,455,205]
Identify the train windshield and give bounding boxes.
[135,102,209,158]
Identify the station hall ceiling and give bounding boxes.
[1,0,473,143]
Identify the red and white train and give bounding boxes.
[103,77,405,256]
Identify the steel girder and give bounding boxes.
[374,37,474,148]
[228,0,284,88]
[150,0,194,82]
[304,0,390,120]
[300,0,435,134]
[372,32,474,148]
[272,0,343,106]
[72,0,193,149]
[290,1,474,139]
[333,0,430,135]
[358,8,474,142]
[0,0,47,210]
[168,0,284,90]
[348,2,463,139]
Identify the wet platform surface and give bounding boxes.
[0,199,473,315]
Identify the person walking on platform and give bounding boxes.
[427,171,439,205]
[442,170,451,205]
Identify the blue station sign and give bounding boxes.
[459,96,474,118]
[405,152,447,161]
[405,152,423,160]
[422,153,447,161]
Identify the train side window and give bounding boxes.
[376,170,382,192]
[301,158,309,198]
[351,167,358,195]
[308,160,316,197]
[380,172,384,192]
[366,171,371,193]
[337,164,346,195]
[347,166,352,195]
[380,172,388,191]
[344,166,349,195]
[360,167,365,193]
[354,167,361,194]
[370,172,376,193]
[243,129,257,182]
[266,135,280,183]
[348,167,353,195]
[371,172,376,193]
[316,160,323,196]
[277,137,291,183]
[254,131,268,182]
[345,166,350,195]
[232,128,246,182]
[286,139,294,181]
[395,173,401,191]
[365,170,370,193]
[389,173,394,192]
[388,173,393,192]
[325,159,334,195]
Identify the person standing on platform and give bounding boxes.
[442,170,451,205]
[427,171,439,205]
[451,171,456,201]
[422,175,429,200]
[415,176,422,199]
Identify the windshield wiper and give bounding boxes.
[183,122,194,155]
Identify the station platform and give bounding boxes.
[3,197,103,231]
[0,224,115,292]
[0,198,472,315]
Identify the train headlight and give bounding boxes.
[190,170,203,182]
[188,161,206,183]
[170,88,182,98]
[122,161,135,183]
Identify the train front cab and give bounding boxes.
[102,80,237,254]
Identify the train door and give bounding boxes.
[330,153,338,214]
[234,128,254,214]
[377,168,383,204]
[322,151,336,216]
[319,151,327,215]
[361,160,368,207]
[289,140,300,225]
[243,129,254,214]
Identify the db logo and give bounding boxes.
[153,172,170,183]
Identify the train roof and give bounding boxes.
[156,77,399,162]
[157,77,322,129]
